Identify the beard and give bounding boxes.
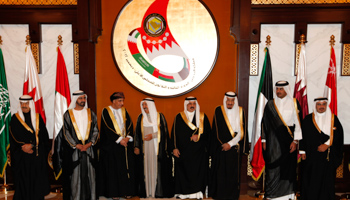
[78,101,85,107]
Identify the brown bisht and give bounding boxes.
[209,106,249,200]
[262,99,302,198]
[169,111,211,196]
[97,107,135,198]
[134,112,174,198]
[61,109,99,200]
[9,112,50,200]
[299,113,343,200]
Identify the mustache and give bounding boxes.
[190,107,195,109]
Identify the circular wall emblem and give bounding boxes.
[112,0,219,97]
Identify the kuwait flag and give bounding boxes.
[293,43,309,118]
[324,46,337,115]
[250,47,273,181]
[23,44,46,123]
[0,47,11,178]
[52,45,71,179]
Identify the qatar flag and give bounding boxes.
[293,43,309,119]
[23,45,46,123]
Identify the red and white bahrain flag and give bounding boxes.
[23,45,46,123]
[324,46,337,115]
[52,46,71,152]
[293,43,309,119]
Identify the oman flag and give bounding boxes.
[23,44,46,123]
[250,47,273,181]
[324,46,337,115]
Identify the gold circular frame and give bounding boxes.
[112,0,219,97]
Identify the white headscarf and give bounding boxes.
[314,97,332,143]
[68,90,88,109]
[18,95,37,131]
[273,80,293,100]
[184,96,200,127]
[223,91,241,134]
[140,98,158,133]
[274,81,296,125]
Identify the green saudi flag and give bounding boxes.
[0,47,11,178]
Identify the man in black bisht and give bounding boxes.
[134,98,174,198]
[9,95,50,200]
[262,81,303,200]
[209,92,249,200]
[170,96,211,199]
[300,97,343,200]
[98,92,135,199]
[61,90,99,200]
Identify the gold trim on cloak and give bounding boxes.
[15,113,40,156]
[330,114,334,146]
[294,98,302,126]
[220,105,235,137]
[179,111,204,142]
[105,106,123,136]
[273,99,295,138]
[216,106,245,144]
[68,108,92,145]
[311,113,334,146]
[312,113,322,133]
[140,112,161,155]
[15,113,34,133]
[239,107,244,141]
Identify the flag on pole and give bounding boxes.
[0,47,11,178]
[23,45,46,123]
[293,43,309,119]
[52,45,71,180]
[250,47,273,181]
[52,46,71,152]
[324,46,337,115]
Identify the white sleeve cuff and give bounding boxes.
[152,132,158,139]
[127,135,133,142]
[325,139,330,145]
[299,150,305,154]
[261,139,266,143]
[116,137,123,144]
[227,139,235,147]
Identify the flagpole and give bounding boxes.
[254,35,271,199]
[330,35,335,49]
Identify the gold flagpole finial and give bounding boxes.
[0,36,2,46]
[299,34,306,45]
[330,35,335,47]
[25,35,31,46]
[58,35,63,46]
[266,35,271,47]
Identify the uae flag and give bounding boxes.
[324,46,337,115]
[250,47,273,181]
[293,43,309,118]
[0,47,11,178]
[52,46,71,179]
[23,45,46,123]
